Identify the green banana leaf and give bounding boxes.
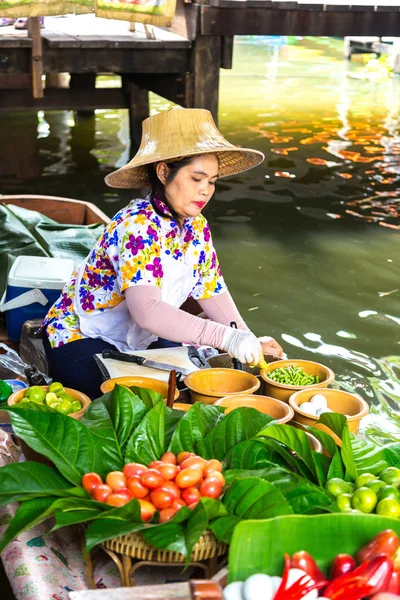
[228,513,400,582]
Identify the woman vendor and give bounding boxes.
[42,108,284,398]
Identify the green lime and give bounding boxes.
[56,399,73,415]
[345,482,355,494]
[337,493,353,512]
[351,487,378,513]
[379,467,400,488]
[59,393,75,403]
[25,386,45,403]
[377,485,400,502]
[326,478,348,498]
[71,400,82,413]
[367,480,386,494]
[45,392,59,407]
[376,498,400,519]
[355,473,377,489]
[48,382,65,396]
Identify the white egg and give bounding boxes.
[299,402,317,415]
[310,394,328,410]
[316,407,333,416]
[243,574,273,600]
[285,569,318,600]
[270,576,282,594]
[224,581,244,600]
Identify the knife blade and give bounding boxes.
[102,349,192,376]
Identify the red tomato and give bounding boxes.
[161,452,177,465]
[161,481,181,500]
[92,484,112,503]
[205,459,223,475]
[150,488,174,510]
[148,460,164,470]
[159,508,177,523]
[177,452,193,465]
[182,487,201,506]
[158,464,178,481]
[141,469,164,490]
[127,476,149,499]
[106,492,131,507]
[181,457,207,473]
[200,478,223,499]
[206,471,225,486]
[106,471,127,492]
[82,472,102,493]
[188,501,199,510]
[139,499,156,522]
[123,462,147,479]
[172,498,186,511]
[356,530,400,564]
[175,468,203,489]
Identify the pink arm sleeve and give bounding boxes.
[197,291,249,331]
[125,285,230,348]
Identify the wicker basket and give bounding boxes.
[102,530,228,563]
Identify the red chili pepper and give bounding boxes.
[324,555,393,600]
[291,550,326,582]
[274,554,329,600]
[330,554,357,580]
[387,570,400,594]
[356,530,399,564]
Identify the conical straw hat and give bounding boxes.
[105,108,265,189]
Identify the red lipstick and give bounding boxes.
[193,201,206,208]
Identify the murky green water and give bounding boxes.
[1,36,400,443]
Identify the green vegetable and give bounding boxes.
[268,366,320,386]
[0,380,12,403]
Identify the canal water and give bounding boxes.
[1,36,399,444]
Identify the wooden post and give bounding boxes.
[27,17,44,99]
[122,77,149,149]
[191,35,221,124]
[69,73,96,117]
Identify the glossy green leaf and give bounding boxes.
[197,408,274,460]
[124,401,166,464]
[169,403,224,455]
[228,513,400,582]
[261,437,315,480]
[350,433,388,476]
[210,515,242,544]
[8,408,99,486]
[80,398,123,474]
[85,498,144,553]
[384,443,400,467]
[0,497,56,552]
[0,462,73,505]
[165,406,185,449]
[129,386,163,410]
[50,497,113,530]
[224,439,286,471]
[101,385,147,450]
[327,450,345,480]
[142,523,187,555]
[223,476,293,519]
[318,413,356,481]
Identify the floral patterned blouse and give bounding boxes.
[43,196,226,348]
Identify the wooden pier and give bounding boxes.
[1,1,400,143]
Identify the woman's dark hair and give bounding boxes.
[146,156,197,220]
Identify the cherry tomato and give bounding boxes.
[159,508,177,523]
[127,476,149,499]
[182,487,201,506]
[150,488,174,510]
[200,478,223,499]
[106,491,131,507]
[172,498,186,511]
[139,499,156,522]
[292,551,326,582]
[206,471,225,486]
[205,459,223,475]
[330,554,357,580]
[175,468,203,489]
[356,530,400,564]
[161,452,177,465]
[160,481,181,500]
[92,484,112,503]
[158,464,178,481]
[123,462,147,479]
[188,501,199,510]
[181,457,207,473]
[148,460,164,470]
[82,472,103,493]
[106,471,127,492]
[177,451,194,465]
[141,469,164,490]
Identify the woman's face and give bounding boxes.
[157,154,219,220]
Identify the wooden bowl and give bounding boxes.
[260,359,335,403]
[184,368,260,405]
[100,376,179,401]
[8,386,91,420]
[289,387,369,441]
[214,394,294,423]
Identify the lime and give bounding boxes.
[59,393,75,403]
[379,467,400,488]
[351,487,378,513]
[326,478,348,498]
[355,473,377,489]
[377,485,400,502]
[56,399,73,415]
[337,493,352,512]
[367,480,386,494]
[25,386,45,403]
[345,482,355,494]
[45,392,59,407]
[71,400,82,413]
[49,382,65,397]
[376,498,400,519]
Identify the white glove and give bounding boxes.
[221,328,263,365]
